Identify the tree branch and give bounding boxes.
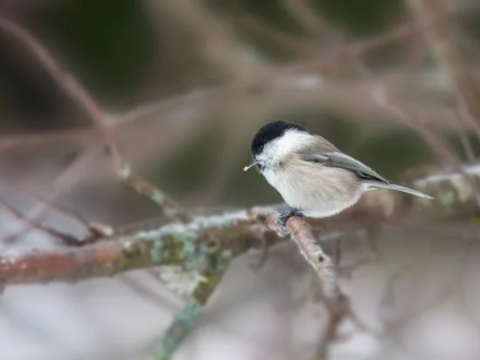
[0,16,186,220]
[408,0,480,135]
[0,160,479,286]
[252,208,338,299]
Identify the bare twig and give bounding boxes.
[0,185,114,246]
[251,208,338,299]
[0,161,477,360]
[408,0,480,138]
[0,20,465,171]
[370,84,480,204]
[151,0,258,81]
[239,15,318,55]
[281,21,419,75]
[0,16,186,221]
[0,146,96,244]
[0,197,82,246]
[371,85,461,165]
[281,0,329,36]
[0,157,477,285]
[0,128,93,152]
[250,208,371,359]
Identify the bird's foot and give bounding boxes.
[278,208,304,231]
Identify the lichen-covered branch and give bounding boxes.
[151,251,233,360]
[0,237,153,284]
[0,210,253,285]
[1,161,480,287]
[0,161,471,360]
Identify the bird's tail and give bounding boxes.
[367,182,434,200]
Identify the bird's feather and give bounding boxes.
[300,147,390,184]
[365,182,433,199]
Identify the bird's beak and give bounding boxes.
[243,159,259,172]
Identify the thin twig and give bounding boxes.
[281,0,330,36]
[151,0,256,81]
[250,208,368,360]
[0,16,186,220]
[371,84,480,203]
[0,160,479,285]
[0,147,95,244]
[0,197,82,246]
[251,208,338,300]
[408,0,480,138]
[0,128,93,152]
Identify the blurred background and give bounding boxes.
[1,0,480,359]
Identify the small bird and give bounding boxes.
[244,121,433,226]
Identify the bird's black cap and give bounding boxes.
[251,121,312,155]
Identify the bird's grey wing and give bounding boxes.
[300,149,390,184]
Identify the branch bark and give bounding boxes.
[0,160,479,286]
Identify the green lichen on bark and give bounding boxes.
[151,250,233,360]
[150,297,202,360]
[146,230,205,265]
[193,250,232,305]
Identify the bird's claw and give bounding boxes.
[278,208,304,232]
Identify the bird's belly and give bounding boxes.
[263,166,362,219]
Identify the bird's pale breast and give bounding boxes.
[263,158,363,218]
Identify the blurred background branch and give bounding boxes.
[1,1,480,360]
